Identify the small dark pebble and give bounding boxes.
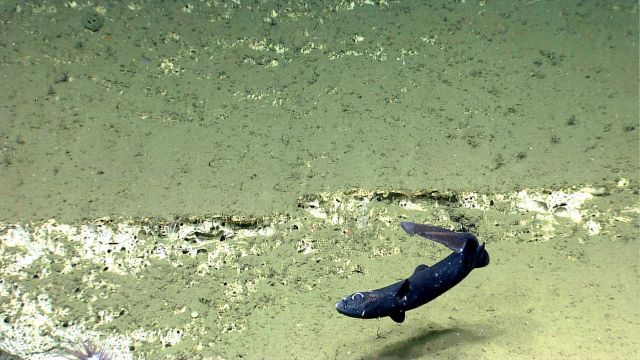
[83,12,105,32]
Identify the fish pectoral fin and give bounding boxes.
[390,311,405,323]
[394,279,411,300]
[400,222,472,253]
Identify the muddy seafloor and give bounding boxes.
[0,1,638,359]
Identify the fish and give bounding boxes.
[335,222,489,323]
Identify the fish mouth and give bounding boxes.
[335,298,363,318]
[335,298,354,316]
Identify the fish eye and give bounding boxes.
[351,292,364,302]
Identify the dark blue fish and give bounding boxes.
[335,222,489,323]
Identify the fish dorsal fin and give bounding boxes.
[395,279,411,300]
[390,311,405,323]
[413,264,429,274]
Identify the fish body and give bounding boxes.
[335,222,489,323]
